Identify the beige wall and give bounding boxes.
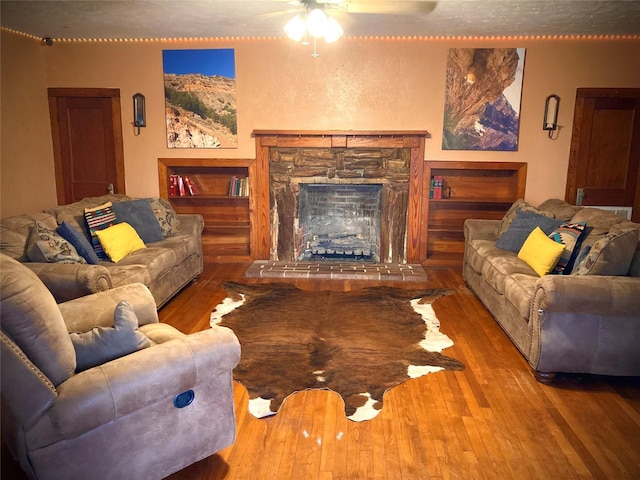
[1,32,57,216]
[2,30,639,217]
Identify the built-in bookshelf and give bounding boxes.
[158,158,255,261]
[423,161,527,266]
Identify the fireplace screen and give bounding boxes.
[297,184,382,262]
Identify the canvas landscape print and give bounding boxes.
[442,48,525,151]
[163,49,237,148]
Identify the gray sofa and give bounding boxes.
[0,194,203,307]
[463,199,640,382]
[1,254,240,480]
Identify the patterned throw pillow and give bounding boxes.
[84,202,117,259]
[147,197,182,237]
[572,228,639,276]
[27,221,86,264]
[548,222,587,274]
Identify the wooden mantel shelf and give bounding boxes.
[252,130,430,149]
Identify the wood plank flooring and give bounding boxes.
[163,262,640,480]
[3,262,639,479]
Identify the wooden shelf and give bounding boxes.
[158,158,256,261]
[422,161,527,267]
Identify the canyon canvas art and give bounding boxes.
[163,49,238,148]
[443,48,526,151]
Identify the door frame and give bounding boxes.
[48,87,126,205]
[565,87,640,221]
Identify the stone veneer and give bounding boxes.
[269,147,412,263]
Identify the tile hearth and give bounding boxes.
[244,261,428,282]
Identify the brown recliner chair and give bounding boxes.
[1,254,240,480]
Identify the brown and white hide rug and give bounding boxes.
[210,282,464,422]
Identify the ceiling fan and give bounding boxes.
[280,1,437,56]
[296,0,438,15]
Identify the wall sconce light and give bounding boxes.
[543,94,560,139]
[133,93,146,135]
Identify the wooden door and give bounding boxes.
[48,88,125,204]
[565,88,640,222]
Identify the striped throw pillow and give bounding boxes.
[84,202,117,259]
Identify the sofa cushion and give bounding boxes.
[84,202,118,259]
[0,213,59,262]
[481,254,535,295]
[466,239,504,274]
[497,199,554,238]
[548,222,588,275]
[70,301,151,372]
[0,255,76,386]
[56,221,101,265]
[95,223,147,263]
[147,197,181,237]
[117,246,178,279]
[495,210,564,253]
[27,221,87,264]
[45,194,133,241]
[537,199,582,221]
[573,228,639,276]
[112,199,163,243]
[517,227,565,277]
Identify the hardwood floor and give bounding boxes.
[3,262,639,479]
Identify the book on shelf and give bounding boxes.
[228,176,249,197]
[431,175,443,199]
[169,174,199,196]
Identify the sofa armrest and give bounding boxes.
[40,327,240,443]
[528,275,640,375]
[533,275,640,315]
[176,213,204,238]
[59,283,159,333]
[1,334,57,430]
[464,219,500,243]
[24,263,112,303]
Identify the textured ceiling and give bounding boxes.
[2,0,640,41]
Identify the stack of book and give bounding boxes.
[228,176,249,197]
[169,175,199,196]
[429,176,443,199]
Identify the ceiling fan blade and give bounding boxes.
[334,1,437,15]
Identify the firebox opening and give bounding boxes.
[297,184,382,262]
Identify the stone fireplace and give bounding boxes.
[252,131,430,264]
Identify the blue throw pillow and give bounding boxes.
[112,199,163,244]
[495,210,564,253]
[57,221,101,264]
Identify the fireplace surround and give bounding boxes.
[252,130,430,264]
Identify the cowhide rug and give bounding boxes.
[210,282,464,421]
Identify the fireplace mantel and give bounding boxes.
[251,130,430,262]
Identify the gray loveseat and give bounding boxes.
[0,194,203,307]
[1,254,240,480]
[463,199,640,382]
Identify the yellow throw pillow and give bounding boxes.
[95,222,146,263]
[518,226,565,277]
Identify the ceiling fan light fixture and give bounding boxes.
[284,14,307,42]
[306,9,328,38]
[324,16,344,43]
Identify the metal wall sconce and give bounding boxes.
[133,93,146,135]
[543,94,560,139]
